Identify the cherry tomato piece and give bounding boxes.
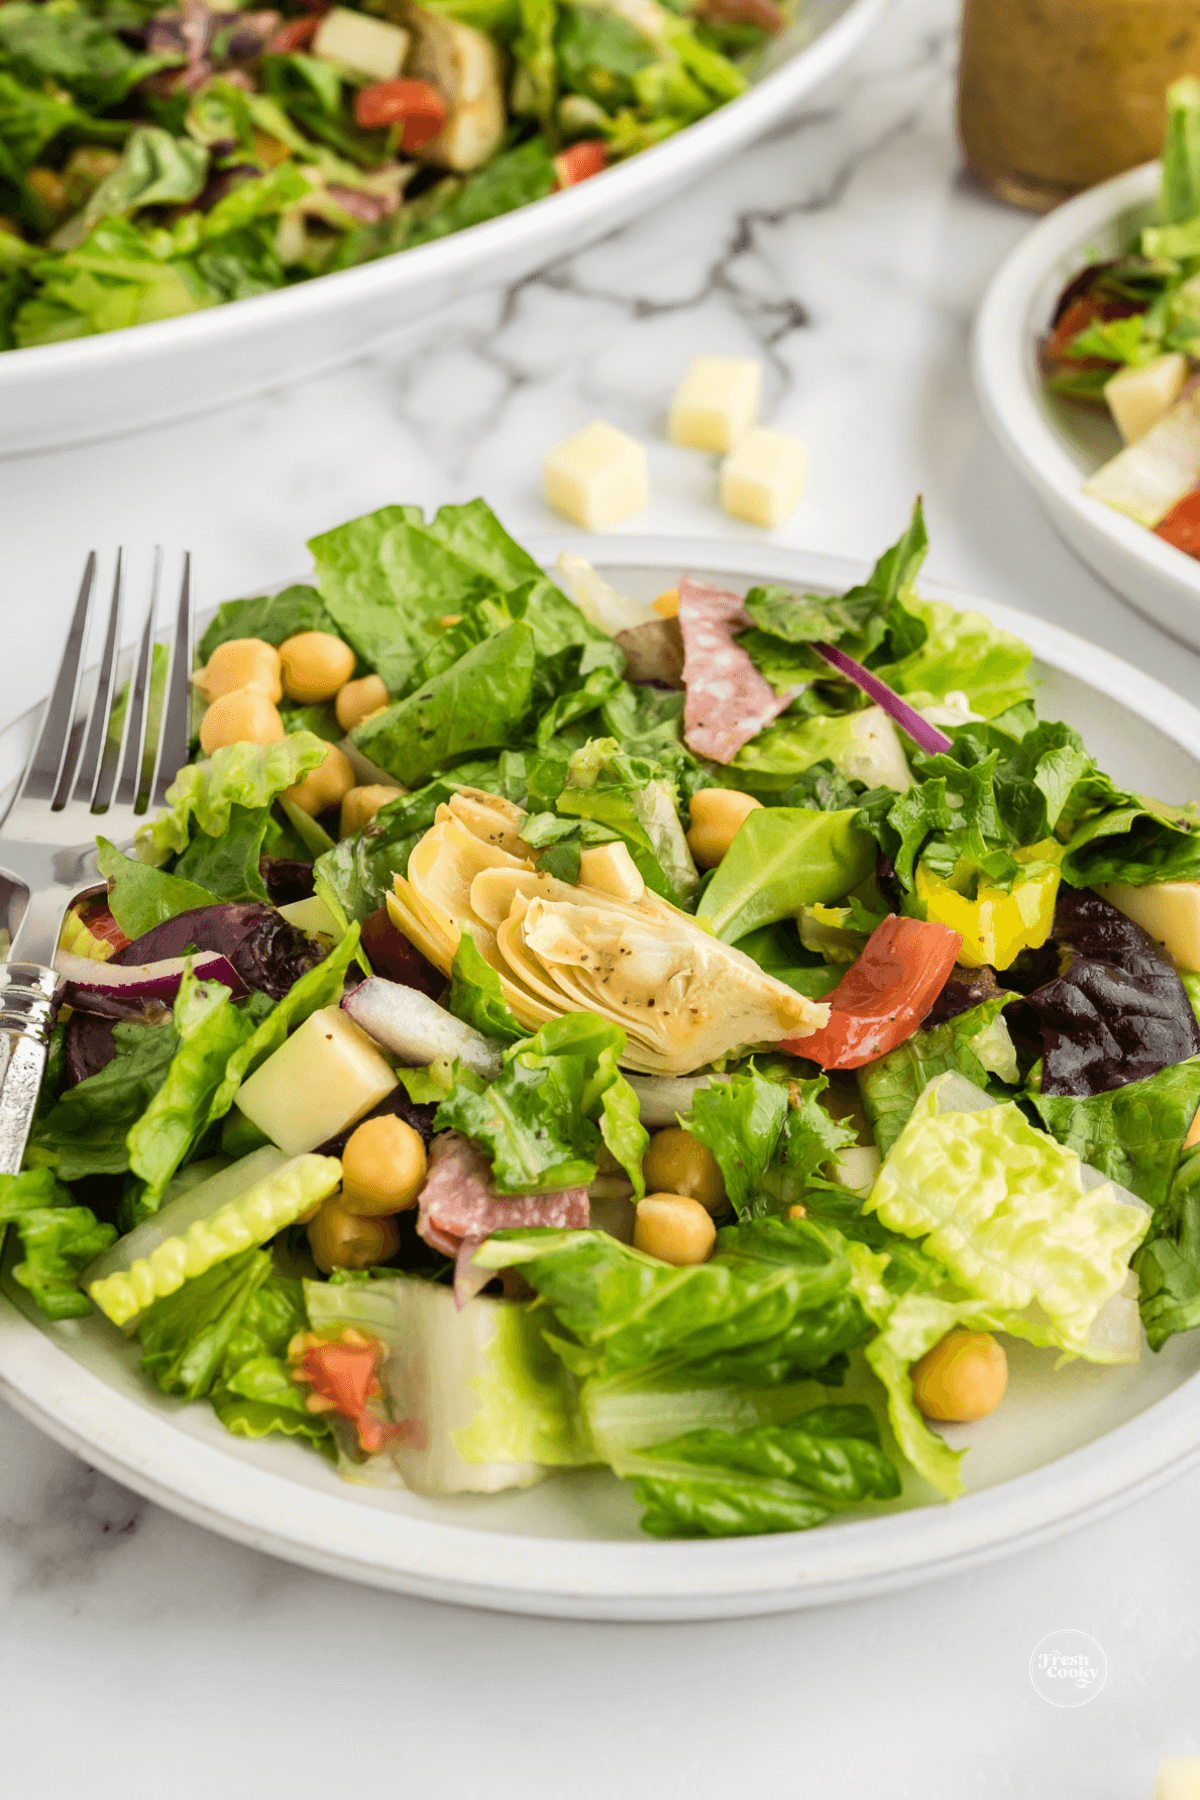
[1156,487,1200,559]
[353,79,449,149]
[267,15,318,53]
[782,914,963,1070]
[553,140,607,189]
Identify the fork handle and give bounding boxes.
[0,964,60,1178]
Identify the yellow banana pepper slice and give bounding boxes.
[913,841,1063,970]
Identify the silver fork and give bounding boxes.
[0,551,193,1177]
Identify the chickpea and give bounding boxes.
[307,1198,402,1273]
[912,1331,1008,1423]
[642,1126,725,1214]
[341,783,403,839]
[192,637,282,704]
[199,689,285,755]
[686,787,763,869]
[282,743,356,817]
[279,631,356,703]
[27,167,68,215]
[652,588,680,619]
[340,1114,427,1217]
[336,672,390,732]
[633,1193,716,1266]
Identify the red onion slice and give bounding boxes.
[811,641,953,755]
[55,948,247,1019]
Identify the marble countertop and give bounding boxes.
[3,0,1200,1791]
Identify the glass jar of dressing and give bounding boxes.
[959,0,1200,211]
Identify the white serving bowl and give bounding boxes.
[0,0,882,459]
[2,535,1200,1619]
[974,160,1200,650]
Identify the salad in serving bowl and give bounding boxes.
[9,495,1200,1544]
[0,0,786,353]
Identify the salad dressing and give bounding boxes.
[959,0,1200,211]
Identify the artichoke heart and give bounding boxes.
[387,787,828,1074]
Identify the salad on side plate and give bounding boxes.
[0,0,785,352]
[1043,77,1200,558]
[8,495,1200,1540]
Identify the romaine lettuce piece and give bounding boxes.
[1135,1142,1200,1348]
[125,969,260,1223]
[136,733,328,865]
[435,1011,648,1195]
[475,1216,870,1384]
[87,1152,340,1328]
[618,1406,900,1538]
[304,1272,588,1493]
[865,1072,1150,1356]
[351,621,537,787]
[1030,1058,1200,1210]
[27,1014,180,1180]
[857,996,1018,1158]
[0,1167,116,1320]
[197,584,337,664]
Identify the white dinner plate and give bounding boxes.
[2,535,1200,1621]
[973,161,1200,652]
[0,0,883,459]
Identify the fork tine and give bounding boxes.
[19,553,96,805]
[69,548,124,811]
[111,548,159,813]
[149,552,193,811]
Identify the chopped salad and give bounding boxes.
[8,495,1200,1539]
[1043,77,1200,557]
[0,0,785,352]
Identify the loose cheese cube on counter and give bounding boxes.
[668,355,762,453]
[1105,352,1188,444]
[1155,1759,1200,1800]
[719,427,808,528]
[235,1005,397,1155]
[1097,878,1200,970]
[312,7,409,79]
[543,421,649,529]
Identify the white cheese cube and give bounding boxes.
[277,897,339,939]
[719,427,808,528]
[235,1005,397,1155]
[1155,1759,1200,1800]
[668,355,762,453]
[579,841,645,902]
[1105,352,1188,444]
[543,421,649,530]
[312,7,409,80]
[1096,879,1200,971]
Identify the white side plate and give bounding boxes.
[973,161,1200,651]
[2,535,1199,1620]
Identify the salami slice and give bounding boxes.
[417,1131,590,1304]
[677,576,799,763]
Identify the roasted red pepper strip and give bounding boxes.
[782,914,963,1070]
[353,79,449,149]
[299,1337,403,1454]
